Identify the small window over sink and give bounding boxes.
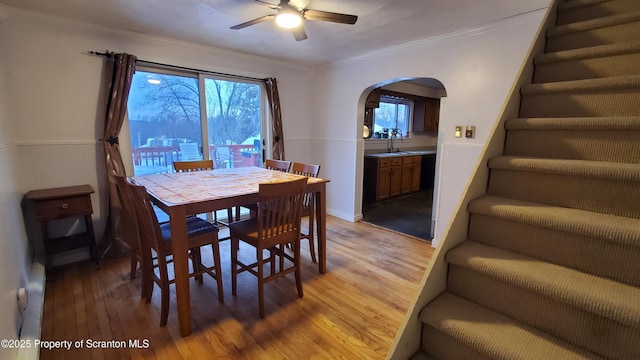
[371,95,413,139]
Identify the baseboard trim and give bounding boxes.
[17,260,45,360]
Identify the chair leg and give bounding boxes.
[294,240,304,298]
[227,208,234,224]
[129,254,138,280]
[159,258,170,327]
[141,250,154,302]
[211,242,224,303]
[191,248,204,284]
[231,237,238,296]
[308,204,317,263]
[257,245,265,319]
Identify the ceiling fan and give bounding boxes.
[230,0,358,41]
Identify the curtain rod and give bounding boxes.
[87,50,269,82]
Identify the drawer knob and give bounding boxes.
[61,203,69,209]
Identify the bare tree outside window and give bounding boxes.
[127,70,263,175]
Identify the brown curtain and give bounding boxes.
[99,52,137,258]
[264,78,285,160]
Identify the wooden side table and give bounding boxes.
[25,184,98,273]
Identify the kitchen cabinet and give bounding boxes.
[413,97,440,134]
[390,158,403,197]
[364,155,422,202]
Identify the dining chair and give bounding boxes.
[229,177,307,318]
[125,177,224,327]
[265,159,291,172]
[290,162,321,263]
[173,159,213,172]
[173,160,236,227]
[241,159,293,219]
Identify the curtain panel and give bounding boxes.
[99,52,137,258]
[264,78,285,160]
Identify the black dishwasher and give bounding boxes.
[420,154,436,189]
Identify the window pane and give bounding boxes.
[373,97,413,138]
[127,71,202,175]
[204,78,263,169]
[373,102,396,133]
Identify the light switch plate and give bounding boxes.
[465,126,475,139]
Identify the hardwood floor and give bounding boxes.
[40,216,434,360]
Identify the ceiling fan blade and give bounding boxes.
[303,9,358,25]
[230,14,276,30]
[291,26,307,41]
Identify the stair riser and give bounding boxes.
[547,21,640,52]
[468,213,640,286]
[557,0,640,25]
[534,52,640,82]
[505,129,640,163]
[447,265,640,359]
[520,90,640,117]
[421,326,493,360]
[488,169,640,218]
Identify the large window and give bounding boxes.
[372,95,413,139]
[126,69,265,175]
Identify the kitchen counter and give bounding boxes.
[365,150,437,158]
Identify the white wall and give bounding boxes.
[311,7,550,234]
[0,6,32,359]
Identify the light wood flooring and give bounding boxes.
[40,216,434,360]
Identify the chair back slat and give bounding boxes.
[265,159,292,172]
[291,162,320,207]
[173,160,214,172]
[257,178,307,243]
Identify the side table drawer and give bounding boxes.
[34,196,92,220]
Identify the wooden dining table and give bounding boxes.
[132,166,330,337]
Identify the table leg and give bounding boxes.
[169,207,191,336]
[315,183,327,274]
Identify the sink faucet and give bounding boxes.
[387,128,401,152]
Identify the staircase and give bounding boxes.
[411,0,640,359]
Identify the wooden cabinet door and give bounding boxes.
[411,156,422,191]
[400,156,413,194]
[424,97,440,133]
[377,166,391,200]
[389,158,403,197]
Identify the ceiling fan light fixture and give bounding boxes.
[275,11,302,28]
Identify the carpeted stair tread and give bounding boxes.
[521,74,640,95]
[447,265,640,359]
[468,195,640,249]
[536,39,640,64]
[468,211,640,286]
[420,292,604,359]
[446,241,640,328]
[549,10,640,37]
[505,116,640,130]
[557,0,640,25]
[559,0,618,12]
[488,156,640,181]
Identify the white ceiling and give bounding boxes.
[0,0,549,67]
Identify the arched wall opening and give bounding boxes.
[357,77,447,241]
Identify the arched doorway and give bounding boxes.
[359,77,446,241]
